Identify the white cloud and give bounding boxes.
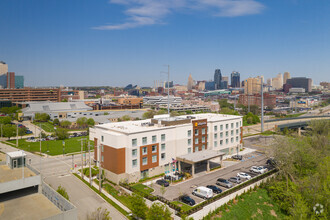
[93,0,265,30]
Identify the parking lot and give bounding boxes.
[149,151,272,205]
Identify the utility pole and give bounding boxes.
[1,124,3,138]
[39,128,42,173]
[16,123,18,148]
[248,94,250,113]
[88,141,92,186]
[98,144,102,193]
[22,150,25,179]
[81,138,84,179]
[167,65,170,116]
[261,83,264,132]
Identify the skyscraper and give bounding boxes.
[231,71,240,88]
[187,74,194,90]
[283,72,291,84]
[214,69,222,90]
[244,76,262,94]
[0,61,8,75]
[272,73,283,90]
[286,77,312,92]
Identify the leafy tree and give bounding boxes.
[87,207,111,220]
[53,118,60,125]
[0,116,12,124]
[170,111,180,117]
[0,106,20,115]
[55,128,69,140]
[56,185,69,201]
[34,113,50,122]
[220,107,239,115]
[156,109,168,115]
[18,127,27,138]
[3,124,16,140]
[219,99,234,109]
[120,115,131,121]
[103,112,109,115]
[129,193,148,219]
[249,105,260,115]
[60,120,71,128]
[143,110,156,119]
[40,132,47,139]
[87,118,95,126]
[147,203,171,220]
[76,117,88,128]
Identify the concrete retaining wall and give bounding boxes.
[186,174,276,220]
[41,182,77,220]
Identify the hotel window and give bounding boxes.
[152,135,157,143]
[161,134,166,142]
[132,159,137,168]
[188,139,192,146]
[202,128,206,135]
[152,145,157,153]
[214,133,217,139]
[132,149,137,157]
[236,129,239,135]
[188,148,192,154]
[231,130,234,136]
[195,146,199,152]
[226,124,229,129]
[240,121,242,126]
[202,136,205,143]
[142,157,148,165]
[101,145,104,152]
[226,139,229,144]
[202,145,205,150]
[231,123,234,129]
[236,122,239,128]
[161,153,166,160]
[101,136,104,142]
[236,136,239,142]
[161,143,165,151]
[220,125,223,131]
[132,138,137,147]
[195,129,199,135]
[226,131,228,137]
[101,155,104,162]
[188,130,192,137]
[152,155,157,163]
[220,140,223,146]
[214,141,217,147]
[220,132,223,138]
[142,147,147,155]
[231,137,234,143]
[195,138,199,144]
[142,137,147,145]
[214,125,217,132]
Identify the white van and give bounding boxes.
[192,186,213,199]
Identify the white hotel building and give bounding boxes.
[90,113,243,184]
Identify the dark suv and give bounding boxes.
[156,179,169,187]
[206,185,222,194]
[232,155,243,160]
[179,195,195,206]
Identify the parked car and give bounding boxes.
[206,185,222,194]
[192,186,213,199]
[26,130,33,134]
[228,177,241,184]
[216,178,233,188]
[156,179,169,187]
[250,166,268,174]
[232,155,243,160]
[237,172,252,180]
[266,158,276,166]
[179,195,195,206]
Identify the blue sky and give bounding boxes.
[0,0,329,87]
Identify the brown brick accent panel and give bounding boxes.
[192,119,208,152]
[101,145,126,174]
[240,126,243,144]
[94,138,98,161]
[140,143,159,171]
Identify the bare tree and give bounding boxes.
[87,207,111,220]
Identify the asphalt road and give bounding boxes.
[0,142,127,220]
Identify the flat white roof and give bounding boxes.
[95,113,242,135]
[7,151,27,158]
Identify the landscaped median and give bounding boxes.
[120,168,278,217]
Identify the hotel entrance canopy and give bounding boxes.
[176,150,225,164]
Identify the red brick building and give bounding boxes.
[239,93,276,108]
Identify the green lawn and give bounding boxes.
[131,183,154,194]
[103,182,131,208]
[210,188,286,220]
[171,201,192,212]
[7,136,94,156]
[33,122,56,132]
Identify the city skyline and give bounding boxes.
[0,0,329,87]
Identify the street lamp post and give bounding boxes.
[261,83,264,133]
